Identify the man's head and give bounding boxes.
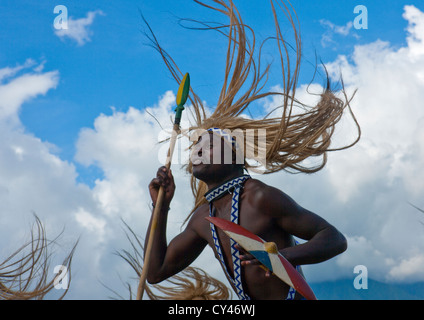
[190,128,244,183]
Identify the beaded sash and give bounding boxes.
[205,174,297,300]
[205,175,251,300]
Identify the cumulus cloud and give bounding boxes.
[0,61,218,299]
[404,5,424,59]
[324,7,424,202]
[74,90,201,235]
[0,61,128,299]
[54,10,104,46]
[314,5,424,282]
[73,90,224,294]
[242,5,424,285]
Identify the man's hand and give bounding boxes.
[149,166,175,208]
[236,244,272,277]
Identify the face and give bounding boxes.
[190,131,238,182]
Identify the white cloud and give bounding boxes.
[0,62,215,299]
[54,10,104,46]
[239,5,424,285]
[307,5,424,282]
[74,207,107,242]
[0,61,59,124]
[74,90,198,227]
[323,6,424,202]
[388,254,424,282]
[0,59,36,82]
[72,90,225,297]
[403,5,424,59]
[320,19,353,36]
[0,61,125,299]
[319,19,357,48]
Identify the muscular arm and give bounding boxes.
[144,207,207,284]
[257,183,347,266]
[145,166,207,284]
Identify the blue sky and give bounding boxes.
[0,1,415,152]
[1,1,424,299]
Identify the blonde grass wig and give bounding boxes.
[0,215,77,300]
[145,266,231,300]
[115,221,231,300]
[142,0,361,219]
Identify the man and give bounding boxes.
[141,0,359,300]
[145,129,347,300]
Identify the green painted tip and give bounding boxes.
[176,73,190,107]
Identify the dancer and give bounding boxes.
[143,0,360,300]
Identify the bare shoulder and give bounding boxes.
[243,178,300,217]
[243,178,287,204]
[191,202,209,218]
[185,203,210,235]
[244,178,275,193]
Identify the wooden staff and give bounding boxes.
[136,73,190,300]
